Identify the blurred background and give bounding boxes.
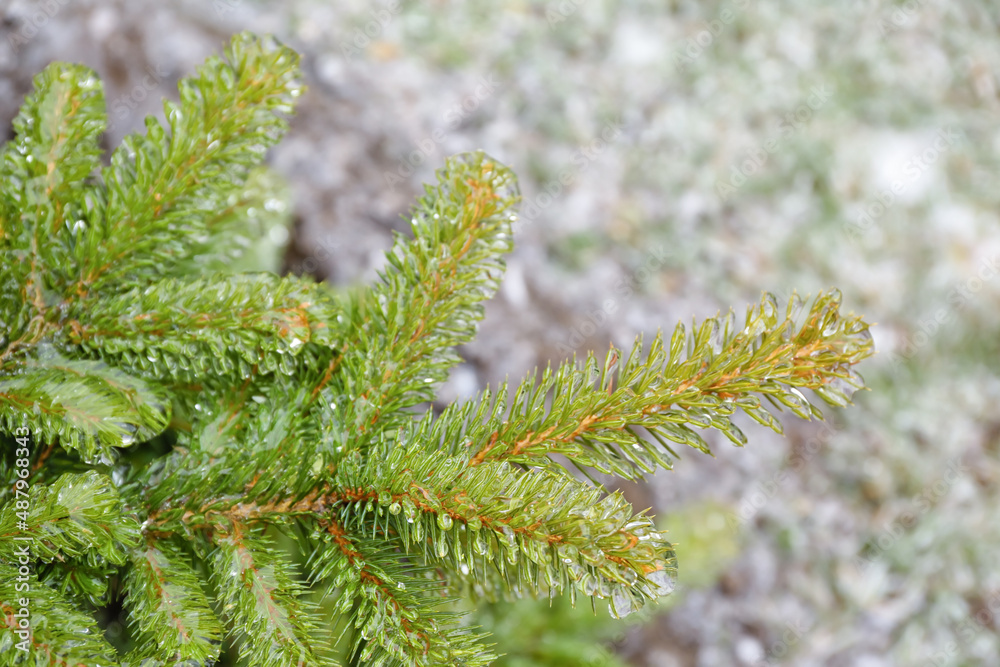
[2,1,999,665]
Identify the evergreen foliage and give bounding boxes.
[0,32,874,666]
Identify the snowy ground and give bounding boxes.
[3,1,1000,664]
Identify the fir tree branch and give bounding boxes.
[208,523,323,666]
[63,273,338,384]
[0,354,171,461]
[73,32,302,297]
[330,151,519,448]
[0,471,140,565]
[0,565,118,666]
[0,62,105,273]
[148,442,675,623]
[0,63,105,367]
[122,540,224,665]
[309,520,495,667]
[413,291,874,480]
[331,445,675,614]
[133,382,338,536]
[0,471,139,610]
[0,30,879,664]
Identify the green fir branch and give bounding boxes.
[208,524,323,666]
[331,153,519,447]
[0,62,106,373]
[0,564,119,665]
[309,521,494,667]
[331,444,675,613]
[122,539,225,664]
[74,33,302,297]
[0,63,105,282]
[63,273,339,384]
[0,471,140,566]
[411,290,873,480]
[0,356,171,461]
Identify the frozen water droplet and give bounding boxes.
[725,421,747,447]
[757,294,778,327]
[630,444,656,470]
[611,588,638,619]
[819,375,862,407]
[647,569,675,596]
[786,292,804,322]
[708,318,723,354]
